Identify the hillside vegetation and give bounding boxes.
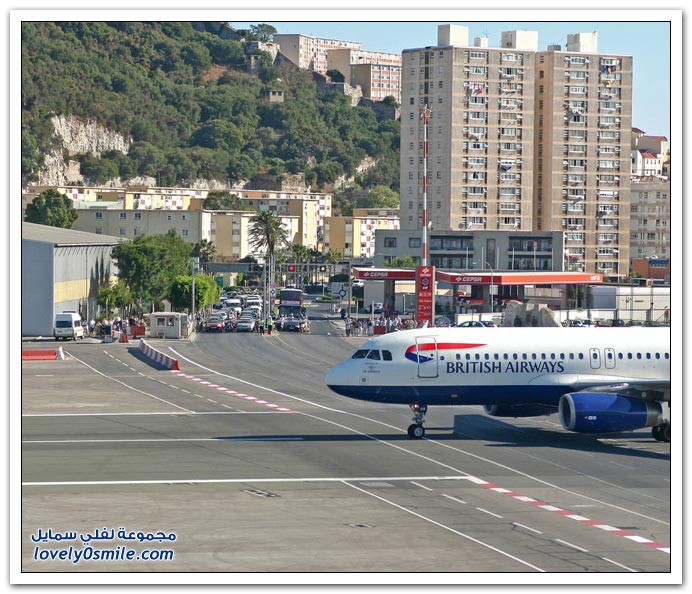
[21,21,400,194]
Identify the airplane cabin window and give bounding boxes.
[569,353,575,360]
[646,353,651,359]
[665,353,670,359]
[637,353,642,359]
[367,350,381,360]
[382,350,393,361]
[655,353,661,359]
[627,353,633,359]
[578,353,584,360]
[352,350,369,359]
[618,353,624,359]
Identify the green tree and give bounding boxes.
[96,279,133,317]
[169,274,220,311]
[111,232,192,310]
[202,190,249,211]
[249,24,277,42]
[387,256,418,268]
[24,188,78,228]
[358,185,400,209]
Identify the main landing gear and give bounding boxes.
[652,421,670,442]
[407,403,427,439]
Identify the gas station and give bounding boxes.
[352,266,604,325]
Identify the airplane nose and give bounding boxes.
[325,360,349,391]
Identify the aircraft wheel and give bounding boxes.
[662,422,671,443]
[407,424,425,439]
[652,425,662,441]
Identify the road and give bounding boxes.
[19,299,674,580]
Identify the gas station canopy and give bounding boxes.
[352,268,603,286]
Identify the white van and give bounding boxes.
[54,311,85,340]
[224,298,242,315]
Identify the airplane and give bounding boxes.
[325,327,671,441]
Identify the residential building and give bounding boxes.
[629,179,671,260]
[327,48,402,102]
[325,208,400,259]
[71,207,212,245]
[233,189,331,250]
[399,25,537,236]
[209,210,300,261]
[399,24,633,277]
[534,32,633,278]
[273,33,362,74]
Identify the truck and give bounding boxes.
[277,288,308,331]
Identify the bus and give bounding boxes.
[278,288,305,318]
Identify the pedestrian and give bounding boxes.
[663,306,669,324]
[267,316,273,335]
[259,318,265,335]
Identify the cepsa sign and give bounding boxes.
[416,266,435,327]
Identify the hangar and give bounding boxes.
[22,223,124,337]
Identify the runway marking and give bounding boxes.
[342,481,544,573]
[555,539,588,553]
[21,411,282,417]
[167,368,298,414]
[601,557,637,572]
[475,481,671,555]
[411,481,434,491]
[23,437,306,444]
[22,475,478,487]
[476,507,503,519]
[513,522,542,535]
[64,351,193,413]
[441,494,466,504]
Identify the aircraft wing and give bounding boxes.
[569,378,671,401]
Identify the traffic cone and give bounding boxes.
[120,330,129,343]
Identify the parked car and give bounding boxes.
[457,320,485,328]
[480,320,496,327]
[204,317,225,332]
[236,316,256,332]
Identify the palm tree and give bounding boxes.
[249,211,290,315]
[192,239,217,265]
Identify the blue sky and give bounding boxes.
[231,17,676,146]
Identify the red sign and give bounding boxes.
[354,267,416,280]
[416,265,435,327]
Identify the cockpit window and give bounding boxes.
[382,350,393,361]
[352,350,369,359]
[367,350,381,360]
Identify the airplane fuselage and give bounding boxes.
[325,327,671,407]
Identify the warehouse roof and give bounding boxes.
[22,222,125,246]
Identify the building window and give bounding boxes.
[134,212,142,220]
[384,237,397,248]
[119,212,127,220]
[409,238,421,248]
[95,212,103,220]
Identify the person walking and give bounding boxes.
[259,318,265,335]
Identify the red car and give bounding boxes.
[204,317,225,332]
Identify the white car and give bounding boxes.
[236,316,256,332]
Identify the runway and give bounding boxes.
[19,306,674,580]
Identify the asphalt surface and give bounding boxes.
[19,299,674,581]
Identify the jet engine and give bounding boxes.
[483,404,556,418]
[558,392,662,433]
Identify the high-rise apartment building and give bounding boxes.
[535,33,632,278]
[400,25,536,236]
[400,25,633,277]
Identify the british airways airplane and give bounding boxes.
[325,327,671,441]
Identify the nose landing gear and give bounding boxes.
[407,403,427,439]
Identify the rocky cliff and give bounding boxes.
[37,115,131,186]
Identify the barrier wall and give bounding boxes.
[137,339,180,371]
